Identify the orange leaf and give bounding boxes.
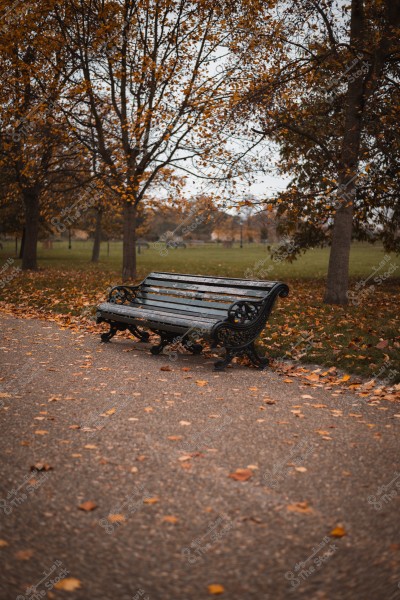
[208,584,225,595]
[330,526,346,537]
[54,578,82,592]
[162,515,179,524]
[78,501,97,512]
[286,502,314,514]
[108,514,125,523]
[228,468,253,482]
[144,497,160,504]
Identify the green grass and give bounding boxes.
[0,240,399,383]
[1,239,399,280]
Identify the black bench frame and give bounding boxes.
[96,273,289,371]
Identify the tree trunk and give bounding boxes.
[19,228,25,259]
[91,208,102,263]
[324,0,365,305]
[122,201,137,280]
[21,189,40,270]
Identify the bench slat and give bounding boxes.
[148,271,277,290]
[135,291,232,310]
[98,302,216,330]
[133,295,229,318]
[143,279,267,298]
[138,286,250,303]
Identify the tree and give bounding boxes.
[53,0,242,279]
[231,0,400,304]
[0,0,87,270]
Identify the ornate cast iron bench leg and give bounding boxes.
[128,325,150,343]
[101,323,150,344]
[246,342,269,370]
[214,349,235,371]
[101,324,119,343]
[182,335,203,355]
[150,332,176,355]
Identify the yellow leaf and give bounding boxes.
[34,430,49,435]
[54,577,82,592]
[196,380,208,386]
[341,375,351,382]
[101,408,116,416]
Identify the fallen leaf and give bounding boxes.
[162,515,179,524]
[294,466,307,473]
[144,497,160,504]
[101,408,116,417]
[306,373,320,382]
[208,584,225,595]
[376,340,389,349]
[228,468,253,482]
[15,549,34,560]
[179,420,191,426]
[54,578,82,592]
[160,365,172,371]
[196,380,208,386]
[287,502,314,514]
[34,430,49,435]
[330,526,346,537]
[78,501,97,512]
[0,540,9,547]
[108,514,125,523]
[167,435,183,441]
[84,444,97,450]
[178,455,192,462]
[30,463,52,472]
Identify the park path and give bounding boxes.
[0,314,399,600]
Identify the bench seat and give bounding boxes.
[96,271,289,370]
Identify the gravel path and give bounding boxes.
[0,314,399,600]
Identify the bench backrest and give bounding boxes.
[134,271,284,320]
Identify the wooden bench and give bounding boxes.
[96,272,289,370]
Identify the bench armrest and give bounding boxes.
[227,299,265,324]
[108,284,141,305]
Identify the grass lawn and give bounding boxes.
[0,240,399,383]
